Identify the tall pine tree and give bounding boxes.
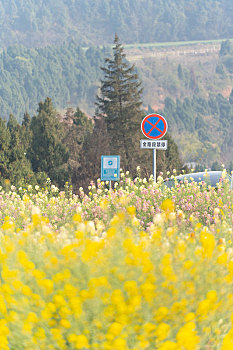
[95,34,143,173]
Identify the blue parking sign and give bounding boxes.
[101,155,120,181]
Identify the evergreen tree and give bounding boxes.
[22,111,31,127]
[29,97,69,187]
[211,161,221,171]
[177,64,183,80]
[219,40,232,56]
[95,34,143,173]
[0,118,10,181]
[156,133,183,175]
[7,114,18,133]
[21,111,32,153]
[7,114,34,186]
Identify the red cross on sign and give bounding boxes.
[141,114,167,139]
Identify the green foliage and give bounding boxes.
[219,40,233,73]
[211,161,222,171]
[0,118,10,180]
[0,1,232,47]
[7,114,34,186]
[0,112,35,186]
[222,56,233,73]
[29,98,70,187]
[0,98,97,189]
[216,63,225,75]
[158,92,233,166]
[219,40,232,56]
[177,64,183,80]
[0,42,107,120]
[62,106,93,189]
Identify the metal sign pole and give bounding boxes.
[109,180,112,191]
[153,148,156,183]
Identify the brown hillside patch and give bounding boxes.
[222,85,232,98]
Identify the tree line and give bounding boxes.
[0,36,182,191]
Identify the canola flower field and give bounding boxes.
[1,170,233,349]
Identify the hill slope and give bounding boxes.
[126,40,233,166]
[0,0,232,48]
[0,42,108,120]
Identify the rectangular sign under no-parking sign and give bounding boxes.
[140,140,168,149]
[101,155,120,181]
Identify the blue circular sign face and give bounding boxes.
[141,114,167,139]
[108,160,113,166]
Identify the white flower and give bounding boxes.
[214,208,220,215]
[31,206,41,216]
[51,185,58,192]
[153,213,164,225]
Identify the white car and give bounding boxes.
[164,171,233,189]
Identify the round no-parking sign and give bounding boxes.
[141,113,167,139]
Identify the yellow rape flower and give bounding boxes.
[157,341,177,350]
[75,334,89,349]
[73,213,82,223]
[155,323,170,341]
[176,322,200,350]
[200,231,215,258]
[127,206,136,216]
[161,199,175,213]
[107,322,123,338]
[60,319,71,328]
[37,279,54,294]
[154,307,169,322]
[112,338,128,350]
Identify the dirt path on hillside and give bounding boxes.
[127,43,220,62]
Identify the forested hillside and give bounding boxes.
[1,38,233,166]
[0,42,108,120]
[158,92,233,166]
[0,0,233,167]
[129,40,233,165]
[0,0,232,48]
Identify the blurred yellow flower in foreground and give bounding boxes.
[161,198,175,212]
